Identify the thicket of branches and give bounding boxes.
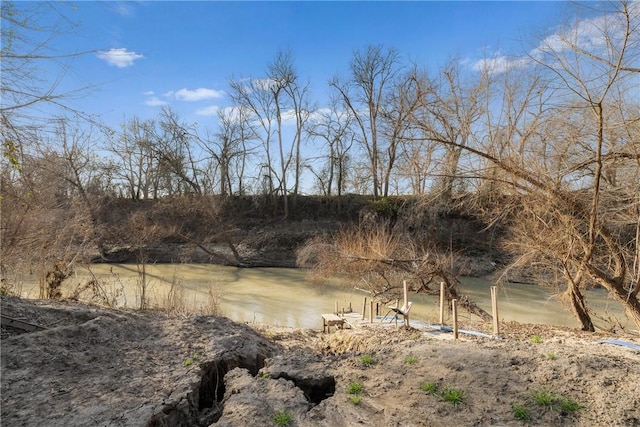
[298,217,492,321]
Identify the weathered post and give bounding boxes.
[491,286,500,336]
[369,301,374,323]
[335,301,338,315]
[439,282,446,325]
[403,280,408,310]
[452,299,459,340]
[362,297,367,321]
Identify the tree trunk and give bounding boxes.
[565,283,595,332]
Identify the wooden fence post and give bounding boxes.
[491,286,500,336]
[439,282,446,325]
[452,299,459,340]
[403,280,408,310]
[362,297,367,320]
[369,301,374,323]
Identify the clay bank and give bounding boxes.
[2,297,640,427]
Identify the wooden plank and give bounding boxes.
[322,313,343,322]
[1,315,47,332]
[322,313,344,333]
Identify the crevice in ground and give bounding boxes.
[148,352,268,427]
[268,372,336,405]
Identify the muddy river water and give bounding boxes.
[18,264,628,330]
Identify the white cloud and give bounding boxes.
[97,48,144,68]
[281,109,298,125]
[144,96,168,107]
[165,88,225,102]
[471,7,631,75]
[113,2,133,16]
[472,54,530,74]
[307,107,333,124]
[143,90,155,96]
[196,105,221,116]
[253,78,277,91]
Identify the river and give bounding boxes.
[16,264,628,330]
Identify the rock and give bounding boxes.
[215,368,310,427]
[262,352,337,404]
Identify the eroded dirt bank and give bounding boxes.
[2,297,639,426]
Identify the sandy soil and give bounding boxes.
[2,296,639,426]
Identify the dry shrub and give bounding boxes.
[69,268,126,308]
[299,220,491,321]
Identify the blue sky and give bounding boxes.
[32,0,572,130]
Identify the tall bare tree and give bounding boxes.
[330,44,402,198]
[379,67,424,196]
[412,58,487,202]
[306,96,355,196]
[411,2,640,330]
[152,108,203,196]
[229,75,277,198]
[1,1,94,168]
[107,117,159,200]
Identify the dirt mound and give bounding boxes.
[2,296,640,426]
[1,297,279,426]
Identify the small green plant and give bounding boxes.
[531,389,557,407]
[182,352,202,367]
[558,397,582,412]
[349,395,362,405]
[529,335,543,344]
[404,355,417,365]
[512,403,532,421]
[272,409,293,427]
[259,371,270,379]
[419,381,439,395]
[440,386,466,406]
[360,354,375,367]
[546,352,557,360]
[346,381,364,395]
[513,390,582,420]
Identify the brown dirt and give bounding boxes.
[2,296,639,426]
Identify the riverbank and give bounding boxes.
[2,296,639,426]
[87,195,505,277]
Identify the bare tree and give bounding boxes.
[413,2,640,330]
[229,51,313,217]
[412,58,486,202]
[1,1,95,168]
[197,106,256,195]
[306,96,355,196]
[379,66,424,196]
[153,108,203,196]
[330,44,402,198]
[107,117,159,200]
[229,75,277,199]
[0,122,98,297]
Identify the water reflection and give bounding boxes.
[18,264,629,329]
